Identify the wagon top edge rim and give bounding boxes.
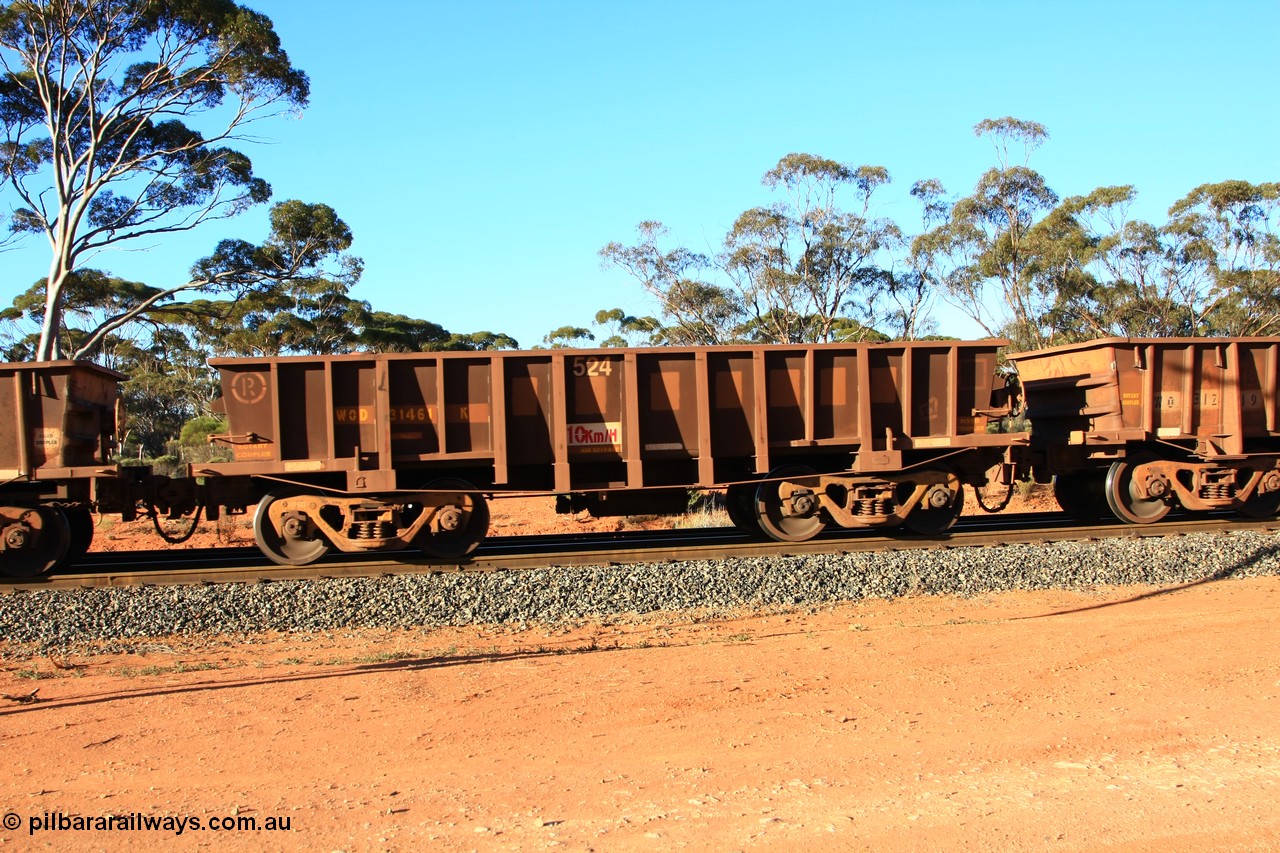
[206,339,1015,368]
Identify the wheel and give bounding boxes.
[1,506,70,577]
[418,478,489,559]
[1236,482,1280,519]
[61,506,95,565]
[253,489,330,566]
[1104,458,1171,524]
[901,470,965,535]
[724,483,764,536]
[754,466,824,543]
[1052,471,1107,521]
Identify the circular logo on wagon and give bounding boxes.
[229,372,268,405]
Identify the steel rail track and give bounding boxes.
[4,512,1279,593]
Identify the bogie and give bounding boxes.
[249,482,491,567]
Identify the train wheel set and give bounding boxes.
[5,336,1280,576]
[250,480,492,567]
[0,506,71,577]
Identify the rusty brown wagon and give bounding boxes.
[199,341,1019,566]
[1009,337,1280,523]
[0,360,122,576]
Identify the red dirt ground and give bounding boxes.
[5,486,1275,850]
[2,578,1277,851]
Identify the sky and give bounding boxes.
[3,0,1279,349]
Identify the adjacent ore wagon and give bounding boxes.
[1009,337,1280,523]
[200,341,1019,565]
[0,360,120,575]
[0,360,197,576]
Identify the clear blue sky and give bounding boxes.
[4,0,1278,348]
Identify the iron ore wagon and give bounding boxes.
[0,360,195,575]
[198,341,1018,565]
[1009,337,1280,523]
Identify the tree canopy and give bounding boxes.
[604,119,1279,349]
[0,0,319,359]
[602,154,908,345]
[0,0,518,454]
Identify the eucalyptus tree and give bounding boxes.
[916,118,1060,349]
[345,313,519,353]
[1,268,155,358]
[603,154,900,346]
[356,312,453,353]
[724,153,899,343]
[442,331,519,351]
[541,325,594,348]
[1164,180,1280,335]
[881,179,950,340]
[0,0,311,359]
[592,307,661,347]
[111,329,216,456]
[1030,185,1195,339]
[2,198,361,360]
[180,275,369,358]
[600,220,741,345]
[1029,181,1280,339]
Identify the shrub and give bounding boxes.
[179,415,227,447]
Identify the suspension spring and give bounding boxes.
[854,499,892,517]
[351,520,392,539]
[1199,482,1235,501]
